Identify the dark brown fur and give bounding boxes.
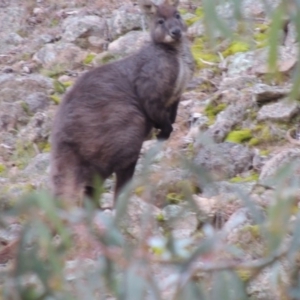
[50,0,194,205]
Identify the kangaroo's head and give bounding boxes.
[140,0,186,45]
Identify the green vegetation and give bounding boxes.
[225,129,252,143]
[53,80,66,94]
[230,172,259,183]
[50,95,61,105]
[204,102,227,124]
[166,192,183,204]
[222,40,250,57]
[83,53,96,65]
[191,37,220,69]
[0,164,6,174]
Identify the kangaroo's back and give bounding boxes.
[50,0,194,207]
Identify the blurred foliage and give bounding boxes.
[2,0,300,299]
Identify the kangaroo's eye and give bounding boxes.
[175,13,181,19]
[158,19,165,25]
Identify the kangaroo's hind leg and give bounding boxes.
[114,161,137,205]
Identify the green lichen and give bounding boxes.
[186,143,194,159]
[21,102,32,116]
[225,129,252,144]
[37,141,51,153]
[50,95,61,105]
[0,164,6,174]
[248,124,274,146]
[242,224,261,239]
[230,172,259,183]
[204,102,227,124]
[178,8,188,15]
[194,7,204,18]
[53,80,66,94]
[83,53,96,65]
[135,186,145,197]
[185,16,201,27]
[156,213,165,222]
[191,37,220,69]
[62,81,73,88]
[222,40,250,58]
[42,65,65,78]
[166,192,183,204]
[254,32,268,48]
[248,137,259,146]
[236,269,252,282]
[259,149,270,156]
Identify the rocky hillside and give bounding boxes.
[0,0,300,299]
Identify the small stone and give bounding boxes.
[257,99,299,122]
[162,204,198,238]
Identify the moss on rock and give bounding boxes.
[225,129,252,143]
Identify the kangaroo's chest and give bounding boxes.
[167,48,194,106]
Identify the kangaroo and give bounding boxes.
[50,0,194,206]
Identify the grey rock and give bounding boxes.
[162,204,198,238]
[205,90,256,142]
[259,148,300,184]
[219,75,259,91]
[62,15,106,43]
[108,31,149,57]
[0,74,53,103]
[120,195,161,239]
[24,92,49,114]
[222,208,249,237]
[187,20,205,38]
[33,42,86,68]
[223,45,297,77]
[257,99,299,122]
[251,84,290,103]
[107,5,143,40]
[88,36,107,50]
[5,32,23,46]
[0,1,27,54]
[201,180,256,198]
[194,142,254,181]
[0,223,22,243]
[23,153,50,176]
[99,193,113,209]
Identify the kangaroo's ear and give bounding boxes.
[167,0,179,7]
[138,0,159,16]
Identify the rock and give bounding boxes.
[201,181,256,198]
[251,84,290,103]
[187,20,205,38]
[88,36,107,50]
[24,92,49,114]
[0,74,53,103]
[64,258,97,281]
[162,204,198,238]
[62,15,107,43]
[0,1,27,54]
[257,99,299,122]
[192,195,218,219]
[205,90,256,142]
[107,5,143,40]
[219,75,259,91]
[259,148,300,184]
[108,31,149,57]
[99,193,114,209]
[0,223,22,244]
[120,195,161,239]
[222,45,298,77]
[23,153,50,176]
[16,111,53,148]
[33,42,86,68]
[194,142,254,180]
[224,207,266,258]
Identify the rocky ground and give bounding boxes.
[0,0,300,299]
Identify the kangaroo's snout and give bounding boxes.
[170,28,181,40]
